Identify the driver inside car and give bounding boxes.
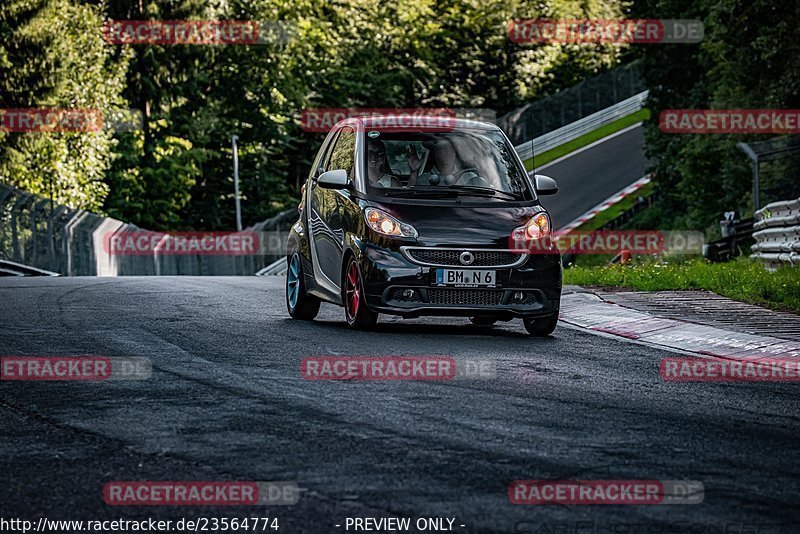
[406,138,479,187]
[367,139,402,188]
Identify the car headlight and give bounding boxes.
[365,208,418,238]
[512,212,551,241]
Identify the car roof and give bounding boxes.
[342,115,500,132]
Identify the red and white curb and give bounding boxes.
[560,291,800,360]
[558,176,651,234]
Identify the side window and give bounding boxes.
[313,131,340,181]
[309,132,340,214]
[326,126,356,179]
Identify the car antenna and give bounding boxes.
[530,130,536,177]
[532,140,535,174]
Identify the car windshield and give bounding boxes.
[362,128,532,201]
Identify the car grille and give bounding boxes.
[405,248,523,267]
[388,288,422,302]
[427,288,503,306]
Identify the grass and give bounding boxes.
[563,257,800,313]
[524,108,651,170]
[558,182,655,268]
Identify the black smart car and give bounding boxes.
[285,116,562,335]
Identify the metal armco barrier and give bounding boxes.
[499,61,646,146]
[514,91,648,163]
[702,215,755,263]
[0,258,60,276]
[256,257,288,276]
[751,197,800,269]
[0,183,294,276]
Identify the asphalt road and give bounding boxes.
[533,124,651,230]
[2,277,800,533]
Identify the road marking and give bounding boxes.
[556,175,651,232]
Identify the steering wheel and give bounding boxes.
[453,167,488,187]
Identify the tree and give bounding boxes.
[0,0,128,211]
[630,0,800,233]
[2,0,630,230]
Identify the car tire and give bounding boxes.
[286,253,320,320]
[469,317,497,327]
[523,313,558,337]
[343,257,378,330]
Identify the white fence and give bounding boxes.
[751,197,800,269]
[514,91,648,163]
[0,183,293,276]
[256,257,288,276]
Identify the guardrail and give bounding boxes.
[0,258,60,276]
[499,61,646,146]
[515,91,648,163]
[256,257,288,276]
[751,197,800,269]
[702,216,755,263]
[0,183,294,275]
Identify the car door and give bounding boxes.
[308,129,339,291]
[310,126,356,289]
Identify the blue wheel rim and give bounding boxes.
[287,255,300,309]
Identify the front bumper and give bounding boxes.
[359,244,562,319]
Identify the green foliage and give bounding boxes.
[0,0,128,211]
[631,0,800,233]
[8,0,795,234]
[2,0,627,229]
[105,133,202,229]
[122,0,628,229]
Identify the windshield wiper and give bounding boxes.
[446,185,518,200]
[382,186,518,200]
[383,187,458,198]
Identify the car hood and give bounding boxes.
[370,201,546,248]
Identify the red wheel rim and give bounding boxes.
[345,262,360,321]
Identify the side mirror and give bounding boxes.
[318,169,349,189]
[534,174,558,195]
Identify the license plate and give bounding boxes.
[435,269,496,287]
